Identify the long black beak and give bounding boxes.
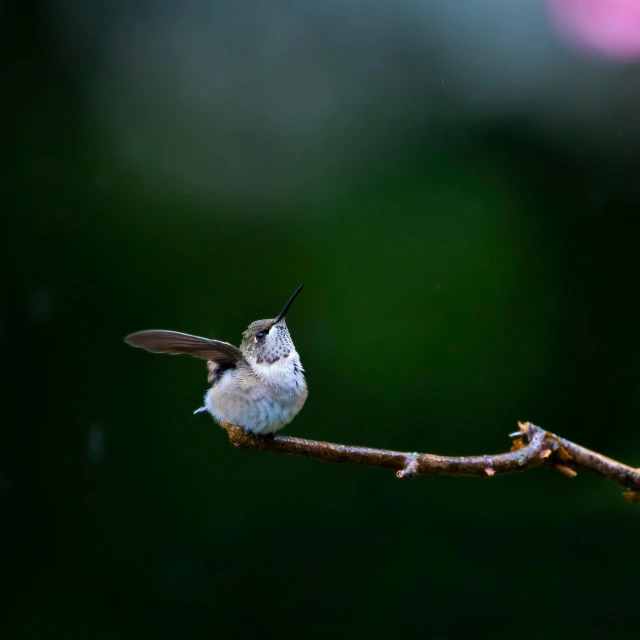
[275,284,304,323]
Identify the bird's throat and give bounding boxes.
[249,350,305,389]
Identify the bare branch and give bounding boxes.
[221,421,640,500]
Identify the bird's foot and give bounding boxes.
[242,427,275,445]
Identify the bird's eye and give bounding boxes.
[256,331,266,340]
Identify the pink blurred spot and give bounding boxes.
[547,0,640,61]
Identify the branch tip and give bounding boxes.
[554,464,578,478]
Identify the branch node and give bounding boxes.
[484,468,495,477]
[396,455,420,479]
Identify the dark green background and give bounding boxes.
[5,2,640,639]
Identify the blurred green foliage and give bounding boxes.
[4,2,640,639]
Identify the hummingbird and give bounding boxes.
[124,284,308,436]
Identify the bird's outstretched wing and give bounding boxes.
[124,330,242,368]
